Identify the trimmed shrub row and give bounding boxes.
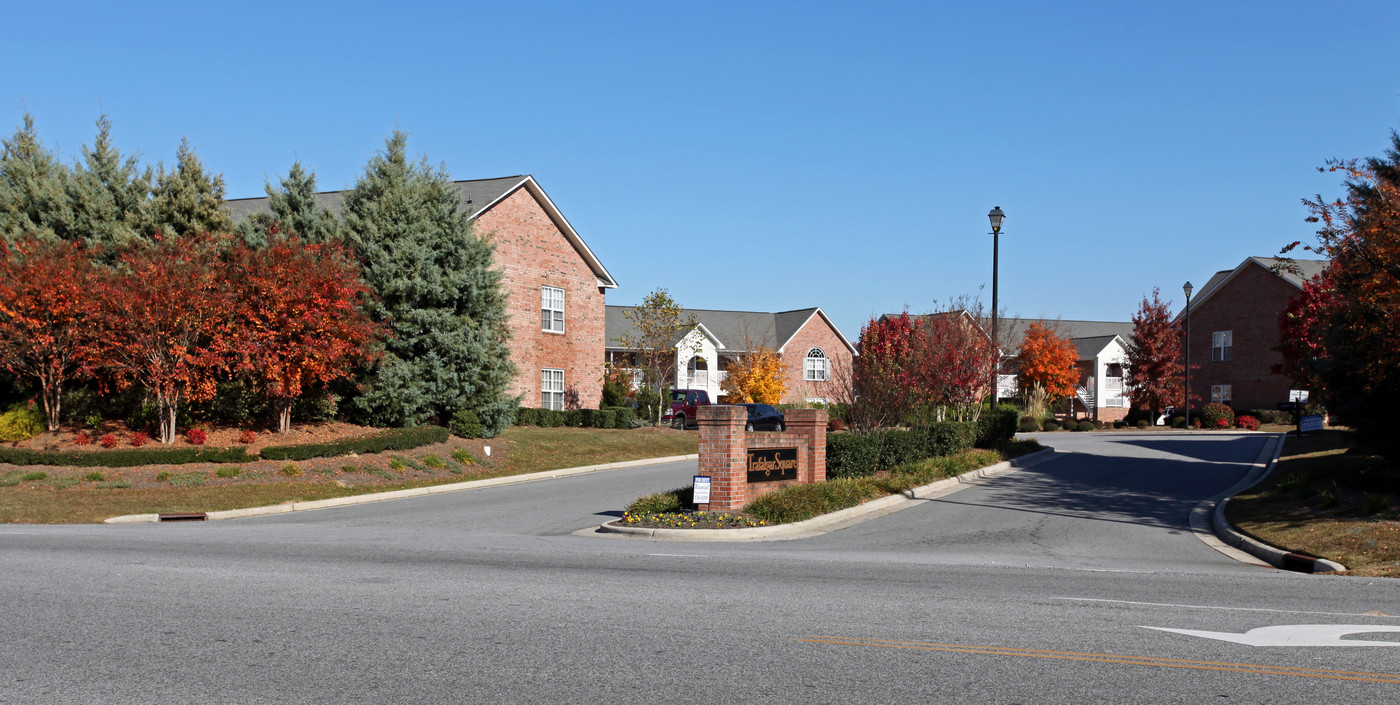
[0,446,256,468]
[976,407,1019,447]
[513,407,636,429]
[826,422,978,479]
[260,426,449,461]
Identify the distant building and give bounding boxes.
[882,313,1134,422]
[1176,256,1328,412]
[230,176,618,409]
[605,306,856,405]
[993,318,1134,423]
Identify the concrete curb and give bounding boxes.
[102,454,701,524]
[592,447,1058,542]
[1192,433,1348,574]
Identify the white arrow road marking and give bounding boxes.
[1143,624,1400,647]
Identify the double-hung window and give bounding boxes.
[1211,384,1232,405]
[804,348,829,381]
[1212,330,1232,361]
[541,286,565,334]
[542,369,565,410]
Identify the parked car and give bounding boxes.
[662,389,712,430]
[738,403,785,432]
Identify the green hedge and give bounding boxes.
[513,406,636,429]
[976,407,1020,447]
[448,409,484,439]
[826,422,979,479]
[0,446,256,468]
[605,406,635,428]
[260,426,448,461]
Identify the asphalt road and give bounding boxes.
[3,432,1398,704]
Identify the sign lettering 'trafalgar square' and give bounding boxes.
[746,448,799,483]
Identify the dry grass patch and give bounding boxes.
[1227,430,1400,577]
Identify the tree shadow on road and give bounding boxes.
[919,435,1268,531]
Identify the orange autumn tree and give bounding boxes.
[98,235,232,444]
[1015,322,1078,419]
[0,238,104,430]
[225,236,382,434]
[720,346,787,403]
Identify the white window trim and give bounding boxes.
[1210,384,1232,404]
[804,347,830,382]
[1212,330,1232,362]
[542,286,565,334]
[542,368,565,410]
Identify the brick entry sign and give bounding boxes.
[696,405,827,511]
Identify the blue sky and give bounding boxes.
[5,1,1398,342]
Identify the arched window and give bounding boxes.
[687,356,709,388]
[803,347,829,381]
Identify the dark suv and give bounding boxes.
[662,389,711,430]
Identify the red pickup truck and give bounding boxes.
[661,389,711,430]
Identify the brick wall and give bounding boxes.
[476,188,605,408]
[696,406,827,511]
[780,314,853,404]
[1182,261,1301,411]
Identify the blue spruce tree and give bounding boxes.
[341,131,517,431]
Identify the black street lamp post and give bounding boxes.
[1183,281,1193,429]
[988,207,1005,411]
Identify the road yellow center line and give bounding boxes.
[797,636,1400,684]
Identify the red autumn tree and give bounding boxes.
[850,312,922,429]
[1016,322,1078,418]
[1124,288,1190,418]
[98,235,232,444]
[224,236,382,433]
[0,238,104,430]
[1290,145,1400,450]
[1273,269,1336,398]
[915,311,998,422]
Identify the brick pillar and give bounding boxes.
[697,405,747,511]
[783,408,827,484]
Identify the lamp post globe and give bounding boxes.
[988,207,1005,410]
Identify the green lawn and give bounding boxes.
[0,426,698,524]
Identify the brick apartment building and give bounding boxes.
[605,306,856,405]
[229,175,618,409]
[1176,256,1328,412]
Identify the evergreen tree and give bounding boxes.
[340,131,516,428]
[149,137,233,238]
[63,115,154,250]
[0,113,70,243]
[237,161,339,246]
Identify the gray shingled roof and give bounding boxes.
[1180,256,1329,320]
[1254,256,1329,287]
[996,318,1135,350]
[1071,334,1124,360]
[882,312,1131,363]
[226,175,529,224]
[227,175,618,289]
[606,306,852,354]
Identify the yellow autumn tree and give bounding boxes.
[721,346,787,403]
